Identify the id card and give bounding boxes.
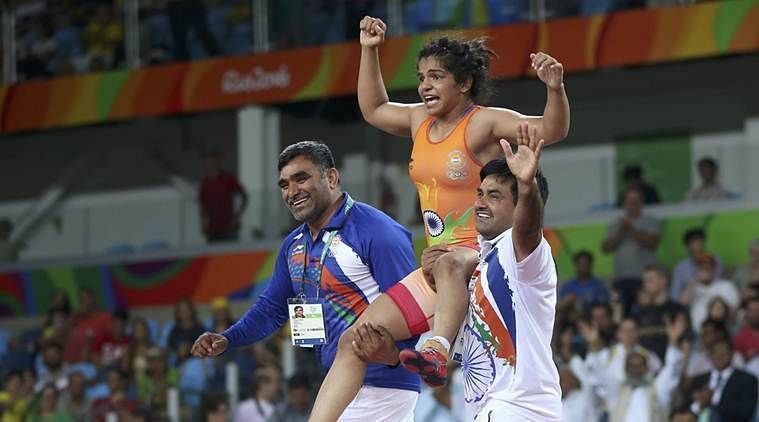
[288,298,327,347]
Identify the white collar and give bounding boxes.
[478,229,509,257]
[710,366,734,383]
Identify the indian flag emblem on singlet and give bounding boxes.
[446,150,468,181]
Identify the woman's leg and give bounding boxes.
[400,246,479,385]
[308,294,412,422]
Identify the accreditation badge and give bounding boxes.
[288,297,327,347]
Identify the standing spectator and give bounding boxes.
[206,296,235,332]
[670,228,725,301]
[234,366,281,422]
[680,254,739,330]
[603,187,662,315]
[559,250,610,311]
[587,317,663,386]
[57,371,91,422]
[63,288,111,364]
[271,372,314,422]
[0,218,20,263]
[166,0,220,60]
[199,149,248,243]
[94,309,131,369]
[734,297,759,364]
[685,339,758,422]
[733,239,759,290]
[82,4,124,71]
[202,393,230,422]
[686,319,744,377]
[632,264,689,361]
[616,165,660,206]
[90,369,138,422]
[686,157,732,201]
[125,317,154,376]
[559,365,598,422]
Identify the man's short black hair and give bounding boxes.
[643,263,669,281]
[287,372,312,391]
[683,228,706,245]
[278,141,336,176]
[698,157,718,171]
[622,165,642,181]
[573,250,593,264]
[479,158,549,206]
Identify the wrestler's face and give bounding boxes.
[417,57,471,116]
[279,155,338,224]
[474,175,515,240]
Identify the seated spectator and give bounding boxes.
[587,317,663,386]
[25,382,73,422]
[136,347,177,418]
[686,319,744,377]
[207,296,235,332]
[685,339,758,422]
[90,371,139,422]
[57,371,91,422]
[603,187,662,315]
[559,250,610,311]
[734,297,759,364]
[63,288,111,364]
[0,218,21,262]
[670,228,724,301]
[34,342,70,392]
[706,297,734,331]
[234,366,281,422]
[202,393,230,422]
[125,317,154,376]
[0,370,29,421]
[679,254,739,330]
[616,165,660,206]
[632,264,689,361]
[589,302,618,347]
[733,239,759,291]
[167,298,206,353]
[686,157,732,201]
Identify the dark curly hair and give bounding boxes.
[417,36,496,103]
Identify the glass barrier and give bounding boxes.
[139,0,254,66]
[15,0,125,81]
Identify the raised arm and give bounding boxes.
[502,124,545,261]
[357,16,419,138]
[489,53,570,146]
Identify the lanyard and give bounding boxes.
[298,196,354,299]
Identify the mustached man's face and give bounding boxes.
[278,155,338,224]
[474,175,515,240]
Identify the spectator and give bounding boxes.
[207,296,234,332]
[167,298,206,353]
[589,302,618,347]
[0,370,29,421]
[686,319,744,377]
[34,342,69,392]
[669,408,697,422]
[125,317,153,376]
[679,253,739,331]
[603,187,662,315]
[733,239,759,291]
[632,264,689,361]
[706,297,734,329]
[94,309,131,369]
[686,157,732,201]
[670,228,725,301]
[57,371,91,422]
[616,165,660,206]
[234,366,281,422]
[685,339,758,422]
[559,365,598,422]
[82,4,124,71]
[734,297,759,364]
[271,372,314,422]
[166,0,220,60]
[63,288,111,364]
[559,250,610,311]
[0,218,20,262]
[135,347,177,418]
[25,383,73,422]
[201,393,230,422]
[606,350,679,422]
[199,149,248,243]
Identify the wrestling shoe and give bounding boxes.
[398,347,448,387]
